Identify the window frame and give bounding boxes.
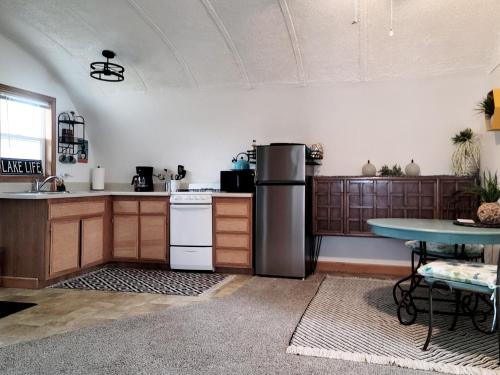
[0,83,56,183]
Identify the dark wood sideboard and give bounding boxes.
[313,176,479,237]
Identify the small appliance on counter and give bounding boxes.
[220,170,255,193]
[131,166,154,192]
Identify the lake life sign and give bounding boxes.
[0,158,43,176]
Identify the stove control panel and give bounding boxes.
[170,194,212,204]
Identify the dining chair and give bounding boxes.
[418,259,500,363]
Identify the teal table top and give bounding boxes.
[367,218,500,245]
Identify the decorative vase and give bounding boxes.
[362,160,376,176]
[452,140,480,176]
[477,202,500,224]
[405,160,420,177]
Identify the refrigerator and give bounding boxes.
[255,144,314,278]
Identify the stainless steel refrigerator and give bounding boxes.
[255,144,314,278]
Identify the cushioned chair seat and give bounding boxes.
[405,240,484,257]
[418,260,498,289]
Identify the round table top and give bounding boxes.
[367,218,500,244]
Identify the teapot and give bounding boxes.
[232,153,250,170]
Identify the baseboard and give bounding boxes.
[316,261,410,279]
[0,276,39,289]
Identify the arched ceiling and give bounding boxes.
[0,0,499,97]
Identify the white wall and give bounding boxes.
[0,33,93,186]
[84,70,487,265]
[88,70,487,183]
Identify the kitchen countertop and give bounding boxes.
[0,191,254,200]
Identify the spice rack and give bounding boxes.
[57,111,85,155]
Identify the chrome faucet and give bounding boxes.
[32,175,60,192]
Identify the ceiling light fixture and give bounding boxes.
[389,0,394,36]
[90,50,125,82]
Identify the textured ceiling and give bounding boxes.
[0,0,499,95]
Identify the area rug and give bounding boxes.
[287,276,499,375]
[49,265,230,296]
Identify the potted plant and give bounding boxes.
[451,128,479,176]
[469,171,500,224]
[476,91,495,130]
[378,164,404,177]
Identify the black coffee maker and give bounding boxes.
[131,166,154,192]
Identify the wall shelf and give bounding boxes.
[58,111,85,155]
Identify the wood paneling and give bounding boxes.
[216,233,249,249]
[140,215,167,261]
[313,177,344,235]
[113,215,139,259]
[316,260,411,279]
[215,249,250,267]
[113,200,139,214]
[215,217,249,232]
[49,201,105,219]
[313,176,478,236]
[215,200,249,217]
[140,201,167,215]
[81,217,104,267]
[213,197,253,270]
[49,220,80,277]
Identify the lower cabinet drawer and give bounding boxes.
[215,249,250,267]
[215,233,249,249]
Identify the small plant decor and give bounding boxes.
[469,170,500,203]
[451,128,479,176]
[378,164,404,177]
[476,91,495,119]
[469,170,500,224]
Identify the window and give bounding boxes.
[0,83,55,181]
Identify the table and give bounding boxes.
[367,218,500,327]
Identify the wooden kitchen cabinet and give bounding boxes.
[313,176,478,236]
[49,219,80,276]
[47,198,108,279]
[140,215,167,261]
[213,197,253,270]
[113,215,139,259]
[81,217,105,267]
[112,197,169,262]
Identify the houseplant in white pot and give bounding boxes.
[451,128,479,176]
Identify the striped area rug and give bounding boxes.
[287,276,499,375]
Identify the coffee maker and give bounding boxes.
[131,166,154,192]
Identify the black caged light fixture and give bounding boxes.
[90,50,125,82]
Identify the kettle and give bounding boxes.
[232,153,250,170]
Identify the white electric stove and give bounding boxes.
[169,185,218,271]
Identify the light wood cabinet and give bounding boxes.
[81,217,105,267]
[213,197,253,270]
[140,215,167,260]
[112,198,169,262]
[113,215,139,259]
[47,198,109,279]
[49,220,80,276]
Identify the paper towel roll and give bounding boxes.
[91,167,105,190]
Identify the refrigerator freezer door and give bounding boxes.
[255,185,306,277]
[256,145,305,184]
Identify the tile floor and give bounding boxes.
[0,274,251,348]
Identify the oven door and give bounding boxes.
[170,204,213,246]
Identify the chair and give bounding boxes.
[418,259,500,363]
